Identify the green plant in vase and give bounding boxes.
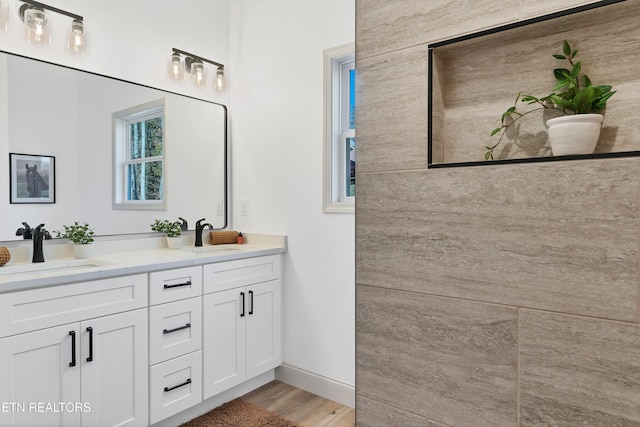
[150,219,182,237]
[56,221,95,245]
[486,40,616,160]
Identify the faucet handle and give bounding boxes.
[178,217,189,231]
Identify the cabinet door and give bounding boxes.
[81,309,148,427]
[246,280,282,379]
[0,324,81,427]
[202,288,246,399]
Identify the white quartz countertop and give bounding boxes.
[0,234,286,293]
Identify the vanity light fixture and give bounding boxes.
[169,48,225,92]
[189,59,207,88]
[18,0,85,53]
[214,67,224,92]
[0,0,9,33]
[67,18,86,54]
[167,51,184,81]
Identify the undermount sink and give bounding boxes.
[0,259,114,277]
[181,246,242,254]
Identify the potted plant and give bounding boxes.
[151,219,182,249]
[237,231,245,245]
[486,40,616,160]
[56,221,96,259]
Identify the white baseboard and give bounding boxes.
[276,364,355,408]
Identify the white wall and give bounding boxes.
[229,0,355,387]
[0,0,230,101]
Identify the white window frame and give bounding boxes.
[112,98,166,210]
[323,43,355,213]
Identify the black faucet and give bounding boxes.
[32,223,51,263]
[195,218,213,247]
[16,222,33,240]
[178,217,189,231]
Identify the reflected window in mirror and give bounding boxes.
[113,98,166,210]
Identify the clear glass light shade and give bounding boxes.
[24,8,50,46]
[66,20,86,54]
[191,61,207,88]
[214,67,225,92]
[167,53,184,80]
[0,1,8,33]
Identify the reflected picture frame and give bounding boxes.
[9,153,56,204]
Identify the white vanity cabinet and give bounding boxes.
[148,267,203,424]
[0,246,286,426]
[202,255,283,399]
[0,275,149,427]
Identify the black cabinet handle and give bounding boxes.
[69,331,76,367]
[240,292,245,317]
[163,323,191,334]
[86,327,93,362]
[164,378,191,392]
[164,280,192,289]
[249,290,254,315]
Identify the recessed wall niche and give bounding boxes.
[428,0,640,168]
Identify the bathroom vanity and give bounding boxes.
[0,234,285,427]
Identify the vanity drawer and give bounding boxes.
[149,266,202,305]
[0,275,148,338]
[149,350,203,424]
[203,254,281,294]
[149,297,202,364]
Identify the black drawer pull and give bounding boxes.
[69,331,76,367]
[240,292,245,317]
[164,378,191,392]
[249,290,254,315]
[164,280,192,289]
[163,323,191,334]
[86,327,93,362]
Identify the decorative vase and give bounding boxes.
[546,113,603,156]
[166,236,182,250]
[0,246,10,266]
[73,244,93,259]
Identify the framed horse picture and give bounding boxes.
[9,153,56,204]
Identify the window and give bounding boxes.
[113,99,166,210]
[323,43,355,213]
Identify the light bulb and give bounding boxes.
[167,52,184,80]
[214,67,224,92]
[67,19,86,54]
[191,61,206,88]
[0,1,8,33]
[24,8,49,46]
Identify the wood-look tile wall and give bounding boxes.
[355,1,640,426]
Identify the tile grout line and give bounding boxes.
[516,307,521,427]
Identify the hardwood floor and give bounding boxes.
[241,380,355,427]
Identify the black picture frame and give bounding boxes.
[9,153,56,204]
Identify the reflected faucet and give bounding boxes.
[16,222,33,240]
[195,218,213,247]
[32,223,52,263]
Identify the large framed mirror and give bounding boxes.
[0,51,227,241]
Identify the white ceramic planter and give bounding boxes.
[166,236,182,250]
[73,244,93,259]
[546,113,603,156]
